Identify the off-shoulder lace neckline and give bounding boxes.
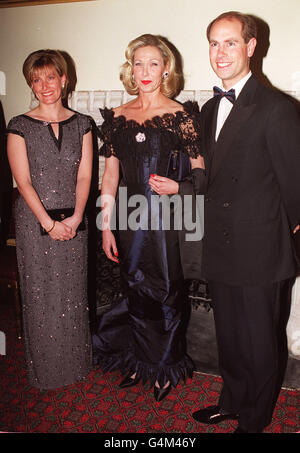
[101,106,192,128]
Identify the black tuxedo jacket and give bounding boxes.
[180,75,300,286]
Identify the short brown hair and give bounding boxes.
[23,49,68,98]
[120,34,181,98]
[207,11,257,43]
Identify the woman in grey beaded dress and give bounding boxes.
[7,50,93,389]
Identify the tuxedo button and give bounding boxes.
[223,231,230,243]
[222,202,230,208]
[205,197,211,202]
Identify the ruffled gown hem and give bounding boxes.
[92,345,194,388]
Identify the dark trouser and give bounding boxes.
[208,279,293,432]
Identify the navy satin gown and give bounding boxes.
[93,102,202,388]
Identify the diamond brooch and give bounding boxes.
[135,132,146,143]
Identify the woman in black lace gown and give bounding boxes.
[93,34,204,401]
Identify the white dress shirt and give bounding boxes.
[215,71,252,141]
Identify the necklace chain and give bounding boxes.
[43,120,60,125]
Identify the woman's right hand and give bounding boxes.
[102,229,119,263]
[48,221,75,241]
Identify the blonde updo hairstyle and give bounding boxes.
[120,34,180,99]
[23,49,68,99]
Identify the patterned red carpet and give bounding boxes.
[0,302,299,434]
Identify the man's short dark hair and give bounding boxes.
[207,11,257,43]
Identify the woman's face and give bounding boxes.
[31,65,66,105]
[132,45,168,94]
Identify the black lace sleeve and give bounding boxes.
[177,101,202,158]
[98,108,118,158]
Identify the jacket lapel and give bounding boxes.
[204,97,219,154]
[202,96,219,178]
[208,75,258,184]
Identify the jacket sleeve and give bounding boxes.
[265,97,300,230]
[178,168,207,197]
[177,167,206,279]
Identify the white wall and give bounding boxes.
[0,0,299,121]
[1,0,300,358]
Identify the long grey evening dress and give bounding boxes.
[7,113,92,389]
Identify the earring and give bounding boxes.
[163,72,169,79]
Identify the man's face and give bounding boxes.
[208,18,256,90]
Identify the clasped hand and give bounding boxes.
[48,215,82,241]
[148,174,179,195]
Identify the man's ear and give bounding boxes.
[247,38,257,58]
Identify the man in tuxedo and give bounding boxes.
[186,11,300,433]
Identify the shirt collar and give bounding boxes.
[223,71,252,99]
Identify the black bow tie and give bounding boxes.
[213,86,236,104]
